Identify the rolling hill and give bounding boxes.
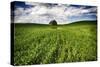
[13,20,97,65]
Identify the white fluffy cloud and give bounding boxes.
[14,2,97,24]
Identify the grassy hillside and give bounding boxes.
[14,21,97,65]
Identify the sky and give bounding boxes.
[11,1,97,24]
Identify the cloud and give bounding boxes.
[14,8,24,16]
[13,2,97,24]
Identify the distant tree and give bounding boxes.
[49,20,57,25]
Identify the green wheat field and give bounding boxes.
[14,21,97,65]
